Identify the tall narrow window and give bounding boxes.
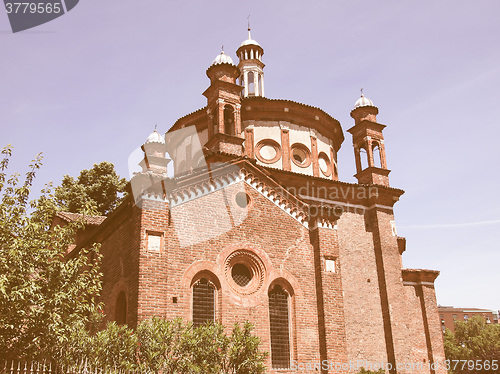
[372,143,381,168]
[269,285,290,369]
[224,105,235,135]
[193,278,215,327]
[115,291,127,325]
[360,147,368,170]
[248,72,255,95]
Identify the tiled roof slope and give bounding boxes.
[55,211,107,226]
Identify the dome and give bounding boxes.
[211,51,234,66]
[240,38,260,47]
[145,129,165,144]
[354,94,374,109]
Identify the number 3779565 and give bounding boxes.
[5,2,62,14]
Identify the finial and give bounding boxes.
[221,45,224,53]
[154,124,157,131]
[360,88,364,97]
[247,15,251,39]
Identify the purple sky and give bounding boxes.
[1,0,499,311]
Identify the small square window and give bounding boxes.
[325,259,336,273]
[147,233,162,251]
[464,314,468,320]
[452,314,458,319]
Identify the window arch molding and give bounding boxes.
[265,269,302,366]
[371,141,382,168]
[190,270,221,326]
[191,271,221,327]
[189,269,221,290]
[181,261,223,323]
[223,104,235,136]
[268,277,296,370]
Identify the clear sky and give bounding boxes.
[1,0,499,311]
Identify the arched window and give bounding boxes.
[372,143,381,168]
[115,291,127,325]
[269,284,291,369]
[224,105,235,136]
[193,278,215,327]
[360,147,368,170]
[248,72,255,95]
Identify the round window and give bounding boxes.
[255,139,282,164]
[292,148,307,164]
[231,263,252,287]
[260,145,277,160]
[224,250,265,295]
[290,143,312,168]
[235,192,251,209]
[318,152,332,176]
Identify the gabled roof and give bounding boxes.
[55,211,107,226]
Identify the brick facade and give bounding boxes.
[69,34,446,374]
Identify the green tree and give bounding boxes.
[0,146,267,371]
[54,161,127,216]
[0,145,103,361]
[443,315,500,373]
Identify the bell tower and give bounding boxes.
[236,27,265,98]
[347,93,390,186]
[203,50,244,156]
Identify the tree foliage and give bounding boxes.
[0,146,267,371]
[54,161,127,216]
[443,315,500,373]
[0,145,103,361]
[57,318,267,373]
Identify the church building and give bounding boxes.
[73,29,447,373]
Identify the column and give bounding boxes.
[254,71,259,96]
[354,147,362,174]
[367,139,375,167]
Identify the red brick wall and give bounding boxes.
[337,211,389,367]
[94,175,444,374]
[135,181,326,373]
[310,226,348,373]
[98,203,142,328]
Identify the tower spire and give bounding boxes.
[237,20,265,98]
[348,94,390,186]
[247,15,251,40]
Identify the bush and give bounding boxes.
[58,318,268,373]
[356,369,386,374]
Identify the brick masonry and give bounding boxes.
[71,45,447,374]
